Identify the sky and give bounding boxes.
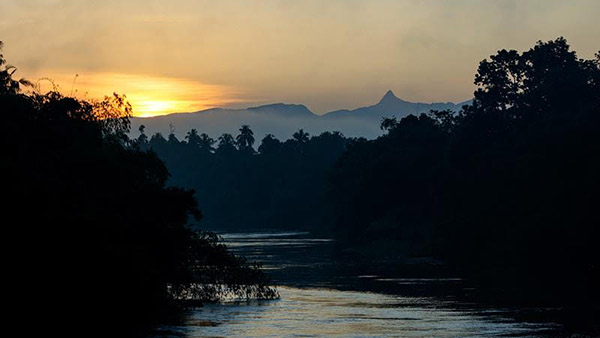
[1,0,599,116]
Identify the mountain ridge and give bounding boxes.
[322,90,470,119]
[131,91,471,140]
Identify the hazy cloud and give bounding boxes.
[1,0,598,114]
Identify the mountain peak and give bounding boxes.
[378,90,402,104]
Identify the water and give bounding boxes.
[150,231,565,337]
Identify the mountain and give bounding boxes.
[323,90,469,120]
[247,103,316,117]
[131,91,471,141]
[131,103,327,141]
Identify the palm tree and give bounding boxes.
[292,129,309,143]
[198,133,216,153]
[217,133,237,153]
[236,125,255,152]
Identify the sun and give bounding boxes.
[143,100,172,113]
[133,100,180,117]
[21,71,242,118]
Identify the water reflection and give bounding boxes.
[153,287,557,337]
[149,231,563,337]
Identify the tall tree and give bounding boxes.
[185,128,200,145]
[292,129,309,143]
[236,125,255,152]
[198,133,216,154]
[258,134,281,154]
[217,133,237,153]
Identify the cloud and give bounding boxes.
[2,0,599,113]
[18,70,246,117]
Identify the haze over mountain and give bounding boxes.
[131,91,471,140]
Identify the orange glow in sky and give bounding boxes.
[23,71,243,117]
[3,1,599,114]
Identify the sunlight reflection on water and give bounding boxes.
[149,231,561,337]
[153,286,556,338]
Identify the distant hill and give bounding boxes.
[247,103,317,118]
[131,91,470,140]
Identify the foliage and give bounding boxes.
[327,38,600,306]
[137,125,349,231]
[236,125,255,152]
[0,41,275,337]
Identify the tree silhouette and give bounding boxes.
[0,41,32,94]
[150,132,167,148]
[137,124,148,147]
[236,125,255,152]
[327,37,600,308]
[168,130,179,144]
[1,42,277,337]
[292,129,309,143]
[185,128,201,148]
[258,134,281,154]
[217,133,237,153]
[146,125,350,232]
[198,133,216,154]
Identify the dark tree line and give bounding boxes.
[134,125,349,231]
[1,42,274,338]
[328,38,600,308]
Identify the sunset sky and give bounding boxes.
[1,0,599,116]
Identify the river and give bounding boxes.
[149,231,567,337]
